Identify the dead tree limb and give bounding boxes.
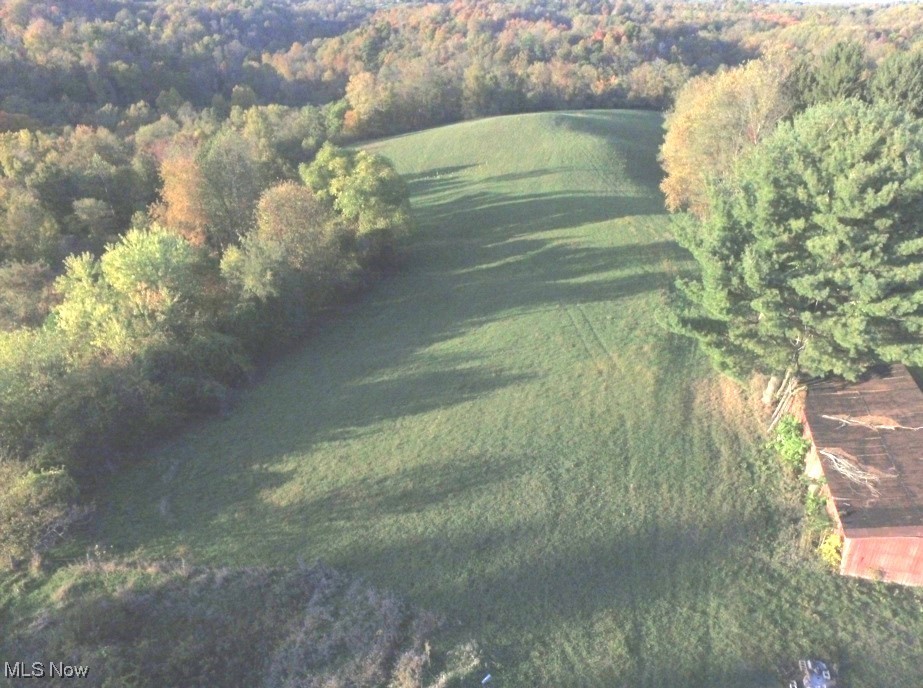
[818,449,895,498]
[767,376,803,432]
[820,414,923,432]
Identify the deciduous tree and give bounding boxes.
[197,130,266,250]
[0,184,60,263]
[153,147,210,246]
[660,57,794,218]
[53,227,210,360]
[0,261,55,330]
[300,143,412,248]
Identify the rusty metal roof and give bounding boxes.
[803,364,923,537]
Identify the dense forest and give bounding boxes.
[2,0,923,684]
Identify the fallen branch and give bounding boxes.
[818,449,895,498]
[820,414,923,431]
[767,377,803,432]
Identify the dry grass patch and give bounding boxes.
[2,560,479,688]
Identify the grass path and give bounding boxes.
[89,111,923,687]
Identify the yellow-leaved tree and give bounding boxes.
[660,55,795,218]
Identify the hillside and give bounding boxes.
[38,111,923,687]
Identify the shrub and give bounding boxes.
[0,561,474,688]
[0,226,254,476]
[818,530,843,570]
[804,482,832,535]
[0,457,83,569]
[0,328,69,457]
[770,415,811,474]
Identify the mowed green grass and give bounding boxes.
[88,111,922,687]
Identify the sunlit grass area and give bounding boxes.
[63,111,923,687]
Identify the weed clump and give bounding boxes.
[1,560,478,688]
[770,415,811,475]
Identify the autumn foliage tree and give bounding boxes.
[221,181,348,305]
[253,183,343,275]
[155,131,266,251]
[153,147,210,247]
[659,57,795,218]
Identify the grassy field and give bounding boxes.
[64,111,923,686]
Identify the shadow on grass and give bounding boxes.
[238,164,690,444]
[551,110,667,190]
[420,190,664,240]
[98,138,692,537]
[274,492,783,686]
[90,125,747,682]
[404,164,478,197]
[261,358,538,453]
[289,450,538,524]
[144,431,780,682]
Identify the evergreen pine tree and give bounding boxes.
[871,50,923,117]
[666,100,923,380]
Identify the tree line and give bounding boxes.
[0,102,412,566]
[3,1,922,136]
